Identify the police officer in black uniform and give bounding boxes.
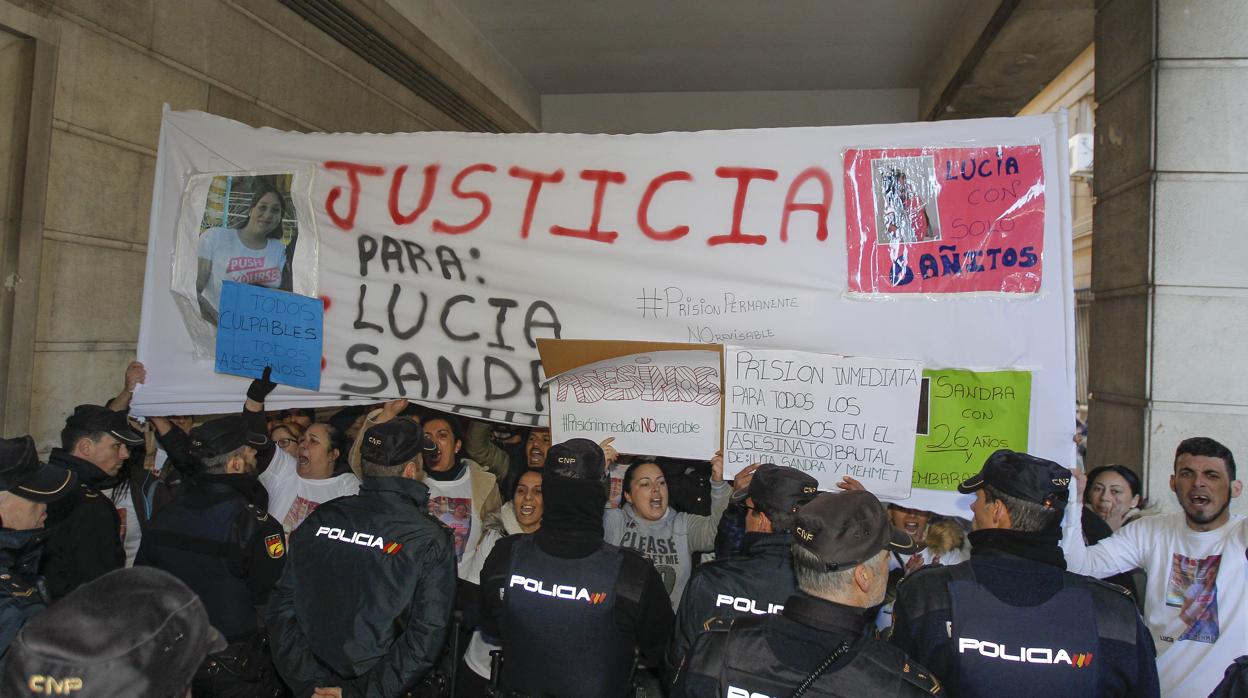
[479,438,673,698]
[668,463,818,679]
[676,490,943,698]
[268,418,457,697]
[890,450,1159,698]
[136,414,286,697]
[42,405,144,600]
[0,435,76,658]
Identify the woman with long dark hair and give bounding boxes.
[603,454,730,609]
[196,180,289,324]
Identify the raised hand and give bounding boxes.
[247,366,278,403]
[379,398,410,422]
[836,475,866,492]
[123,361,146,392]
[599,437,619,468]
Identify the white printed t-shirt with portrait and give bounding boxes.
[425,467,484,579]
[197,226,286,311]
[100,487,142,567]
[1062,505,1248,698]
[259,448,361,533]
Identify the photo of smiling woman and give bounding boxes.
[195,175,297,324]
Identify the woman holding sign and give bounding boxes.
[604,452,731,609]
[196,181,289,324]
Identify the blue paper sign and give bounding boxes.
[215,281,323,391]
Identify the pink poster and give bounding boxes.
[844,145,1045,295]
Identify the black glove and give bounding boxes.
[247,366,278,402]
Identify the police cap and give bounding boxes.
[731,463,819,517]
[793,490,918,571]
[64,404,143,446]
[360,419,435,467]
[0,435,76,502]
[545,438,606,481]
[188,415,269,461]
[1,567,226,697]
[958,449,1071,510]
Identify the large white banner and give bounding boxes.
[136,109,1075,513]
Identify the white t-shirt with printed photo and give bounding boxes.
[425,468,483,580]
[197,226,286,311]
[259,448,360,533]
[1062,506,1248,697]
[100,488,142,567]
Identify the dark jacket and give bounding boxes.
[0,529,48,659]
[889,528,1159,698]
[267,476,457,698]
[135,474,284,642]
[675,591,943,697]
[118,448,176,527]
[40,450,125,600]
[669,532,796,680]
[713,499,748,559]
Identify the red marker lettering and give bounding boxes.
[432,163,497,235]
[324,161,386,232]
[389,164,440,226]
[508,166,565,238]
[708,166,778,246]
[550,170,627,244]
[637,171,692,241]
[779,167,833,242]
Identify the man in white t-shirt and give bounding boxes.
[1063,437,1246,698]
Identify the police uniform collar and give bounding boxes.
[47,448,115,488]
[192,473,267,507]
[0,528,41,561]
[361,475,430,505]
[742,531,792,556]
[781,591,871,636]
[968,528,1066,570]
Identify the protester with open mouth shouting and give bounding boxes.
[1063,437,1245,698]
[224,368,359,533]
[605,451,731,608]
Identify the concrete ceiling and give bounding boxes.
[446,0,974,94]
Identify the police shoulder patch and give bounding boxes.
[265,534,285,559]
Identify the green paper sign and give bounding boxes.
[912,369,1031,491]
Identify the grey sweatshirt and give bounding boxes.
[603,480,731,608]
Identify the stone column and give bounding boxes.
[1089,0,1248,513]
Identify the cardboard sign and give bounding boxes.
[723,347,922,498]
[215,281,323,390]
[546,347,721,459]
[844,145,1046,295]
[912,368,1032,491]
